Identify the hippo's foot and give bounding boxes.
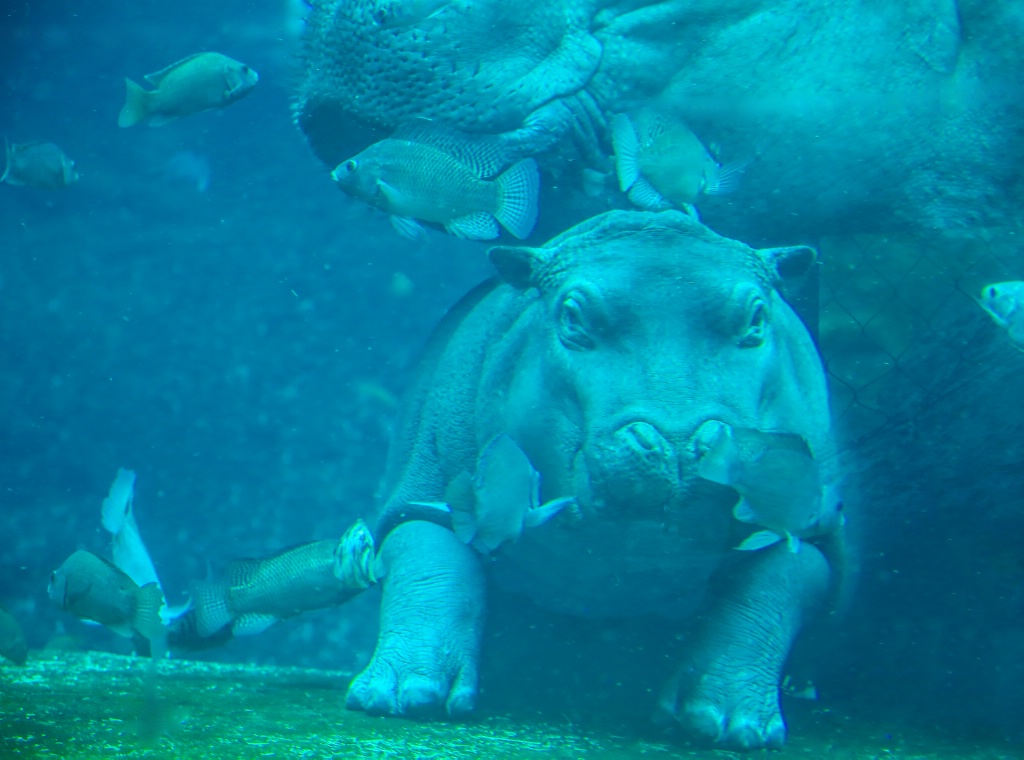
[656,544,830,750]
[656,656,785,749]
[345,520,485,717]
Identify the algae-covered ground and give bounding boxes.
[0,652,1015,759]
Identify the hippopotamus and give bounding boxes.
[346,209,845,749]
[296,0,1024,242]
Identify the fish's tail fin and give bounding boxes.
[101,468,137,534]
[1,136,10,184]
[494,158,539,239]
[133,582,167,641]
[191,580,232,639]
[118,78,150,128]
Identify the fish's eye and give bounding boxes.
[344,159,358,173]
[987,286,998,299]
[558,292,595,351]
[739,297,767,348]
[241,65,250,74]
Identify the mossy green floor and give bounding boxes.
[0,652,1015,759]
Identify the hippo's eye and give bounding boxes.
[558,293,595,350]
[739,298,767,348]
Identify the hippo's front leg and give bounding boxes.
[657,543,830,749]
[346,521,485,716]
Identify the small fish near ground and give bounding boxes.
[978,281,1024,352]
[118,52,259,128]
[0,605,28,665]
[191,519,377,639]
[611,108,744,213]
[48,550,165,643]
[1,138,78,189]
[331,123,539,241]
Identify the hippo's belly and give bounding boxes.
[488,512,731,619]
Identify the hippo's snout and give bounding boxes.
[581,421,682,515]
[617,420,670,456]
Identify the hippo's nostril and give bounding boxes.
[619,421,664,452]
[692,419,729,456]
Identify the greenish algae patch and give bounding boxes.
[0,652,1016,759]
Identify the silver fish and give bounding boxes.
[331,123,539,241]
[1,138,78,189]
[118,52,259,128]
[611,108,743,212]
[192,519,376,638]
[696,422,843,553]
[979,281,1024,352]
[48,550,165,642]
[100,468,190,625]
[442,434,574,554]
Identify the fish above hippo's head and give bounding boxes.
[485,210,830,521]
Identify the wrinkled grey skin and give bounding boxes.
[296,0,1023,242]
[347,210,842,749]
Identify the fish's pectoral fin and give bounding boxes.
[389,214,427,241]
[232,613,279,637]
[735,530,783,551]
[627,177,671,211]
[406,500,452,513]
[731,498,758,524]
[703,159,749,196]
[523,496,575,529]
[445,212,500,240]
[133,582,167,641]
[785,532,801,553]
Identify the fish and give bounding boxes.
[118,52,259,128]
[331,123,539,241]
[611,108,743,212]
[1,138,78,189]
[101,468,190,625]
[371,0,457,29]
[695,423,844,553]
[978,281,1024,352]
[435,434,575,554]
[0,605,28,665]
[191,519,376,639]
[48,550,166,642]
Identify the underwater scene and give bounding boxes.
[2,0,1023,757]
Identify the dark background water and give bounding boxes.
[2,0,1023,749]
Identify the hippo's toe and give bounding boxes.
[656,666,786,750]
[346,647,478,718]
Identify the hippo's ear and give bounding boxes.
[488,245,551,290]
[759,245,817,283]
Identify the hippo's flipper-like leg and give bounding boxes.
[657,543,829,750]
[346,521,485,717]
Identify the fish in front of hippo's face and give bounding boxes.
[331,123,539,241]
[370,0,457,29]
[48,550,165,641]
[979,281,1024,352]
[191,519,376,639]
[695,422,843,553]
[442,434,575,554]
[611,108,743,212]
[1,138,78,189]
[118,52,259,128]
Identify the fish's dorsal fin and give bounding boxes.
[144,53,207,86]
[226,558,262,588]
[390,122,510,179]
[736,530,783,551]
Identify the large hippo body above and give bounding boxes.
[296,0,1023,242]
[348,210,842,749]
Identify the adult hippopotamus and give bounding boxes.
[346,209,845,749]
[296,0,1023,242]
